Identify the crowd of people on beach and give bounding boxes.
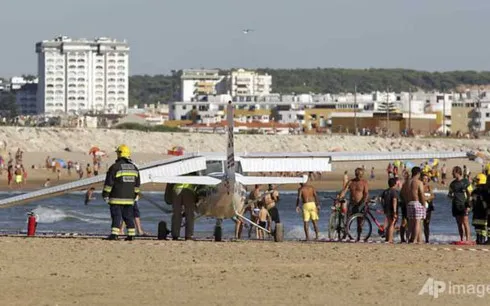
[338,161,490,244]
[0,149,28,189]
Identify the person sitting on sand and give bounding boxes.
[296,181,320,241]
[43,178,51,188]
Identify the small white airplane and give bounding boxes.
[242,29,254,34]
[0,101,471,242]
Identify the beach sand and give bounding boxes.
[0,237,489,305]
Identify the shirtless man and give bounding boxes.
[339,168,369,216]
[265,184,281,230]
[339,168,369,241]
[296,182,320,241]
[406,167,426,243]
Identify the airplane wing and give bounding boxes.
[0,155,208,209]
[202,151,469,172]
[235,173,307,185]
[148,175,221,185]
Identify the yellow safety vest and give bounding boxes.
[173,183,194,191]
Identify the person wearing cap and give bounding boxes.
[471,173,489,244]
[102,144,140,241]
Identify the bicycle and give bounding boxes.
[346,198,386,241]
[327,196,348,240]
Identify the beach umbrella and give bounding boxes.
[54,158,66,168]
[88,146,100,155]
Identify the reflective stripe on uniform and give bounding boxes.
[475,229,488,237]
[127,228,136,236]
[115,170,139,178]
[134,187,140,193]
[103,185,112,193]
[473,219,487,226]
[111,227,120,235]
[108,198,135,205]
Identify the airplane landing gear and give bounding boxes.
[273,223,284,242]
[214,219,223,242]
[157,221,169,240]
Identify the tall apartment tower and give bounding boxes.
[36,35,129,115]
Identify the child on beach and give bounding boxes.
[370,167,375,180]
[257,202,271,240]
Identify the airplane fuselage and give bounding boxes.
[196,180,246,219]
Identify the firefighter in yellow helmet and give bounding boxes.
[102,144,140,241]
[471,173,489,244]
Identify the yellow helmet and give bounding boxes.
[116,144,131,158]
[476,173,487,185]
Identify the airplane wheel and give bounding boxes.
[274,223,284,242]
[214,225,222,242]
[157,221,168,240]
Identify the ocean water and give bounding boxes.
[0,190,469,242]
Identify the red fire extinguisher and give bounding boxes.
[27,212,38,236]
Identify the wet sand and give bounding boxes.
[0,237,489,305]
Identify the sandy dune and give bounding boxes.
[0,237,489,305]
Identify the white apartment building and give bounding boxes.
[231,69,272,98]
[181,69,227,102]
[36,35,129,115]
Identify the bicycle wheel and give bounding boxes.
[347,213,372,241]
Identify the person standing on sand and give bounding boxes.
[470,174,489,244]
[381,178,399,243]
[171,179,197,241]
[339,168,369,218]
[342,171,349,189]
[421,173,435,243]
[102,144,140,241]
[399,171,411,242]
[406,167,426,244]
[265,184,281,232]
[448,166,472,242]
[441,164,447,186]
[296,182,320,241]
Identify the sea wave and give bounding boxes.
[32,206,109,224]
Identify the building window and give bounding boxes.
[77,78,85,82]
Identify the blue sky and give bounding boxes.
[1,0,490,76]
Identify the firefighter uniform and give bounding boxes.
[102,144,140,241]
[171,183,196,240]
[471,174,489,244]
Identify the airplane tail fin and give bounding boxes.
[225,101,236,181]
